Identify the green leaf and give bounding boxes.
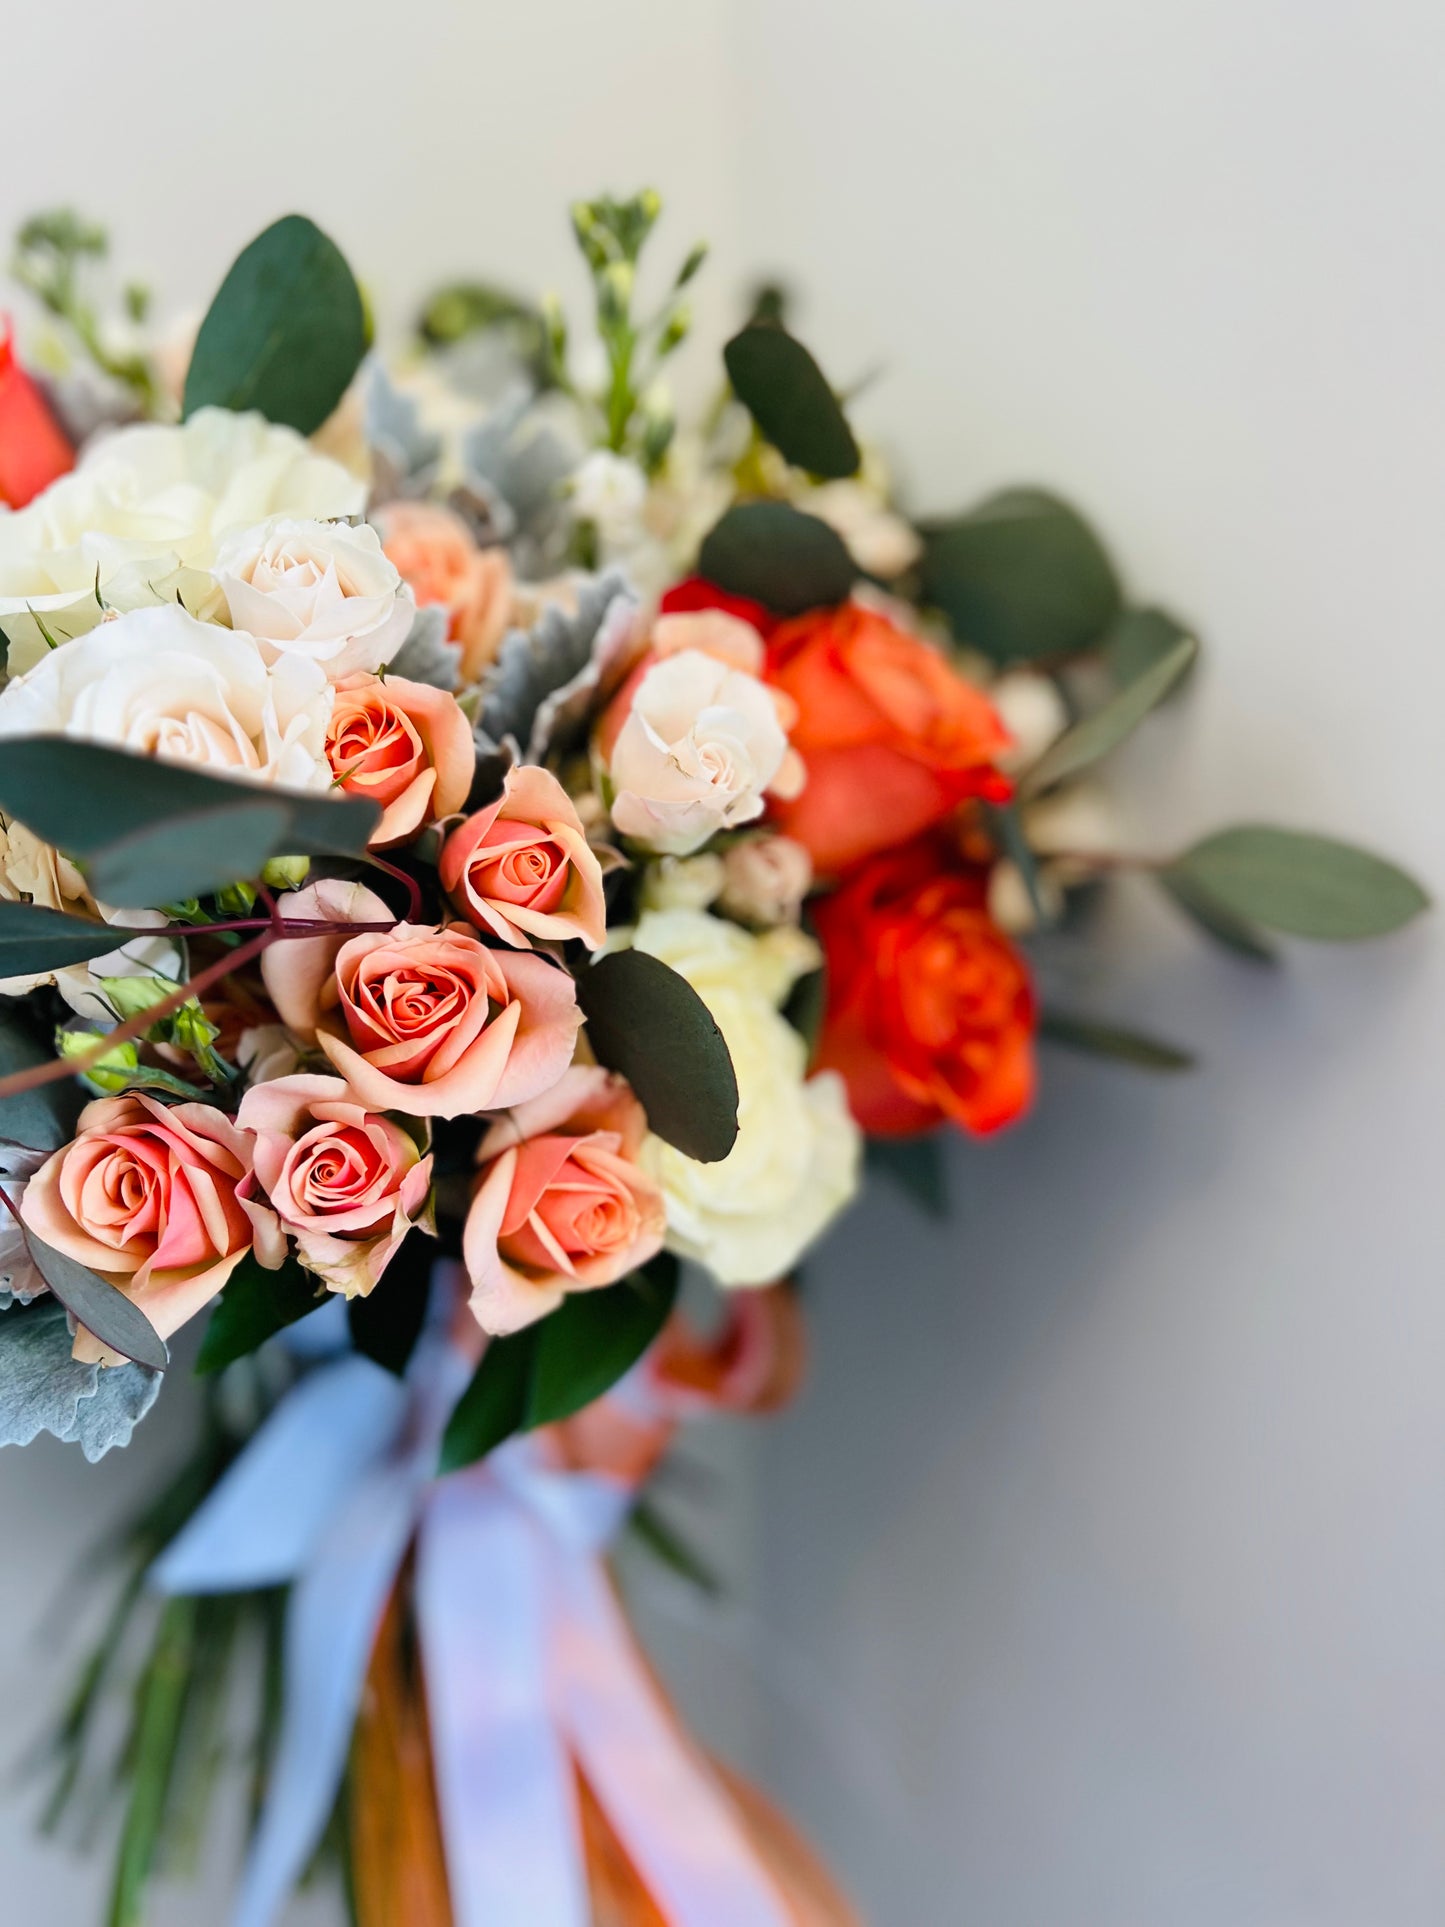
[982,802,1052,926]
[576,950,738,1162]
[1020,636,1198,797]
[182,214,366,436]
[439,1254,679,1474]
[866,1135,950,1216]
[1165,826,1430,941]
[1157,870,1278,964]
[627,1498,721,1596]
[0,737,379,879]
[0,901,134,976]
[345,1230,434,1377]
[106,1595,198,1927]
[723,324,860,479]
[194,1253,321,1375]
[0,1014,83,1151]
[26,1232,170,1370]
[86,800,292,907]
[1039,1011,1195,1072]
[1102,605,1197,687]
[697,502,856,616]
[918,487,1122,663]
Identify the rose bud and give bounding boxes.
[325,673,475,849]
[440,764,606,950]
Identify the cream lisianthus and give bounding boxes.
[0,408,365,672]
[0,603,333,792]
[623,909,860,1287]
[213,517,414,682]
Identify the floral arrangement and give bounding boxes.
[0,195,1427,1927]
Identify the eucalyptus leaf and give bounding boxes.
[195,1254,321,1376]
[439,1255,679,1473]
[346,1230,433,1378]
[1102,605,1197,687]
[0,1298,160,1460]
[723,324,860,479]
[1158,870,1278,964]
[0,1022,82,1158]
[697,502,856,616]
[918,487,1121,663]
[182,214,366,436]
[1165,827,1429,941]
[85,799,293,908]
[0,901,141,977]
[1020,636,1197,797]
[866,1136,950,1217]
[576,950,738,1162]
[1040,1011,1195,1072]
[27,1232,170,1369]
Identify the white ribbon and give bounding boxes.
[151,1282,793,1927]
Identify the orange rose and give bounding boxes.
[764,600,1012,874]
[0,318,73,508]
[372,501,513,682]
[439,763,606,950]
[325,673,475,849]
[18,1094,254,1361]
[813,840,1035,1136]
[463,1066,665,1333]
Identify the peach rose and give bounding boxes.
[325,673,476,849]
[372,501,514,683]
[299,921,582,1119]
[236,1074,433,1298]
[439,763,606,951]
[19,1093,254,1362]
[259,878,395,1037]
[463,1065,666,1334]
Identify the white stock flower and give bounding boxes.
[609,648,791,856]
[626,910,860,1286]
[213,516,414,681]
[571,450,647,544]
[719,834,812,928]
[0,408,365,672]
[803,478,922,579]
[0,604,333,792]
[638,853,725,914]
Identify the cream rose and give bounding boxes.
[607,648,794,857]
[0,408,365,672]
[718,834,812,928]
[213,517,414,681]
[623,910,860,1286]
[0,604,333,792]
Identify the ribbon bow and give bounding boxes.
[151,1270,793,1927]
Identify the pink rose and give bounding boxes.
[260,878,395,1037]
[19,1094,254,1362]
[325,673,476,849]
[463,1065,666,1333]
[312,921,581,1119]
[236,1074,433,1298]
[372,501,514,682]
[439,763,607,951]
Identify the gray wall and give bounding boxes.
[3,3,1444,1923]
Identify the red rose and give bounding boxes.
[764,601,1012,874]
[0,319,73,508]
[814,839,1035,1137]
[659,574,777,639]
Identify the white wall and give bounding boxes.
[3,4,1444,1924]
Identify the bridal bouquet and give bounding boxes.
[0,196,1426,1926]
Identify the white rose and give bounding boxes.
[0,604,333,792]
[719,834,812,927]
[803,478,922,580]
[0,408,365,673]
[212,516,414,681]
[625,910,860,1286]
[609,648,791,856]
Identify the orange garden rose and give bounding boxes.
[325,673,475,848]
[372,500,514,682]
[813,840,1036,1137]
[440,763,606,950]
[19,1094,254,1361]
[764,599,1012,875]
[0,318,73,508]
[464,1065,665,1334]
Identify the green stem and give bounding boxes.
[107,1596,197,1927]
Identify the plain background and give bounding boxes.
[2,3,1444,1923]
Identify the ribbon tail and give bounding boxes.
[231,1456,421,1927]
[554,1550,795,1927]
[416,1476,590,1927]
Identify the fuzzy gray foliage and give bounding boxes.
[474,570,639,768]
[364,361,443,500]
[0,1297,161,1460]
[386,603,460,691]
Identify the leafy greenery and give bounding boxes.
[439,1254,679,1473]
[346,1230,434,1377]
[724,323,860,479]
[698,500,856,615]
[866,1135,950,1217]
[1039,1011,1196,1072]
[87,799,294,907]
[576,949,738,1162]
[1020,636,1198,797]
[1102,605,1197,687]
[26,1230,170,1369]
[194,1253,321,1376]
[182,214,366,435]
[1158,869,1278,963]
[1164,827,1429,941]
[918,487,1122,663]
[0,901,137,976]
[12,208,158,411]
